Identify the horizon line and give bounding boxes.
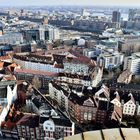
[0,4,140,8]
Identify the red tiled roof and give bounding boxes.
[0,61,4,69]
[0,55,11,60]
[15,68,58,77]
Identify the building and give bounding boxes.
[0,80,17,134]
[24,29,40,41]
[123,52,140,75]
[112,11,121,28]
[100,39,118,51]
[68,93,97,123]
[112,11,121,23]
[49,82,69,111]
[13,53,64,73]
[94,85,110,124]
[119,37,140,54]
[128,9,140,21]
[49,82,98,123]
[49,82,116,124]
[0,33,23,45]
[97,51,124,69]
[1,81,74,140]
[0,45,13,56]
[16,114,41,140]
[58,56,102,87]
[117,70,132,84]
[57,67,103,87]
[14,68,58,89]
[13,50,66,87]
[46,26,60,42]
[108,92,122,123]
[61,128,140,140]
[24,25,60,42]
[122,94,136,116]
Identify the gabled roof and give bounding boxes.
[124,93,135,104]
[111,105,122,122]
[95,85,110,100]
[16,114,39,128]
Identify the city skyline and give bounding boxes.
[1,0,140,7]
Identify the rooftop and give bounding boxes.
[15,68,58,77]
[16,114,39,128]
[117,70,132,83]
[61,128,140,140]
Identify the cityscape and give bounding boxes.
[0,0,140,140]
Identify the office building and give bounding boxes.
[112,11,121,28]
[123,52,140,75]
[112,11,121,23]
[24,25,60,42]
[97,51,124,69]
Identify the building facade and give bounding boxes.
[124,52,140,75]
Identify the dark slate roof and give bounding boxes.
[68,92,88,105]
[51,82,69,97]
[110,89,140,104]
[32,97,42,108]
[98,100,108,110]
[82,86,100,97]
[17,114,39,128]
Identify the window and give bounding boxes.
[88,112,92,120]
[84,112,88,120]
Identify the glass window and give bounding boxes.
[84,112,88,120]
[88,112,92,120]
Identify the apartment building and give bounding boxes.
[117,70,132,84]
[122,94,136,116]
[13,53,64,73]
[124,52,140,75]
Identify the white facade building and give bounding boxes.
[49,82,69,111]
[14,57,63,73]
[57,67,103,87]
[48,27,60,41]
[97,52,124,69]
[123,52,140,75]
[122,94,136,116]
[64,62,89,75]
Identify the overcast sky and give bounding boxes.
[0,0,140,6]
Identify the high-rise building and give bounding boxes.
[112,11,121,23]
[112,11,121,28]
[128,8,140,22]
